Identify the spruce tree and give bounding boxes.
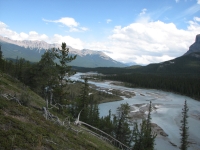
[99,110,114,136]
[0,44,4,71]
[180,100,189,150]
[78,78,89,122]
[114,103,132,146]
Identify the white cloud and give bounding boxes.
[86,17,200,65]
[139,8,147,16]
[180,4,200,17]
[106,19,112,24]
[51,34,84,49]
[80,27,88,31]
[43,17,88,32]
[0,21,84,49]
[85,41,110,51]
[69,27,89,32]
[134,55,174,65]
[194,17,200,22]
[0,22,7,28]
[57,17,79,27]
[0,22,49,41]
[1,16,200,65]
[198,0,200,4]
[43,17,78,27]
[69,27,80,32]
[19,32,29,39]
[175,0,179,3]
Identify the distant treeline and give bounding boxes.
[103,73,200,101]
[73,54,200,75]
[72,66,137,74]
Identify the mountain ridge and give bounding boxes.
[0,35,126,68]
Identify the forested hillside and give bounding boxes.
[0,43,119,149]
[0,43,158,150]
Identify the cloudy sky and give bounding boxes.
[0,0,200,65]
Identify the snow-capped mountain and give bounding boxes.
[0,36,126,68]
[0,36,59,50]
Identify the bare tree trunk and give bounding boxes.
[46,96,48,109]
[50,90,53,105]
[43,107,48,120]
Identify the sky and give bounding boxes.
[0,0,200,65]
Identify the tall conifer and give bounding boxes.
[180,100,189,150]
[54,43,76,112]
[132,101,156,150]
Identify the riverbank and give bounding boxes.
[66,82,125,103]
[71,72,200,150]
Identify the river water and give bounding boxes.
[70,73,200,150]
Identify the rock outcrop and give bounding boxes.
[184,34,200,55]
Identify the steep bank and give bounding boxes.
[0,72,117,150]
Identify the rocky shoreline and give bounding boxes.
[129,103,168,137]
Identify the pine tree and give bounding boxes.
[54,43,76,112]
[180,100,189,150]
[145,101,155,149]
[38,50,57,108]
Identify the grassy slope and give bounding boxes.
[0,72,117,150]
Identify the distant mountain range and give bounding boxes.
[0,36,126,68]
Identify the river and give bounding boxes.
[70,73,200,150]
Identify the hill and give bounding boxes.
[0,36,126,68]
[132,52,200,74]
[0,72,117,150]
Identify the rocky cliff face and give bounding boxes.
[184,34,200,55]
